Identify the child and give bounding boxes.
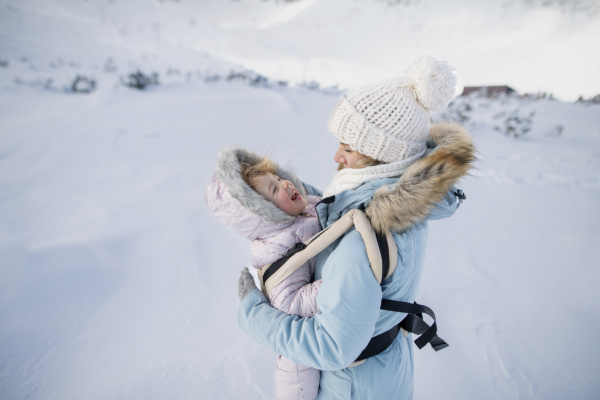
[205,146,323,400]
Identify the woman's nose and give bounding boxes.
[334,149,343,164]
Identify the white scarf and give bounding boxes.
[323,150,426,198]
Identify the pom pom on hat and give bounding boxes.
[405,55,457,112]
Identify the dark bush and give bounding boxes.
[122,71,159,90]
[71,75,96,93]
[496,109,536,138]
[226,71,269,87]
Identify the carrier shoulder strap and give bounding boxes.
[257,208,448,368]
[258,209,397,297]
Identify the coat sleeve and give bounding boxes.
[238,230,382,371]
[302,181,323,197]
[428,186,464,220]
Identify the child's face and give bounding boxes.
[253,173,307,216]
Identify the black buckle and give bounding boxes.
[454,189,466,200]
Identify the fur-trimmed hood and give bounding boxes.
[317,123,475,234]
[204,146,312,240]
[366,122,475,233]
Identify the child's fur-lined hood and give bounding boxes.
[365,122,476,234]
[215,146,308,225]
[204,146,311,241]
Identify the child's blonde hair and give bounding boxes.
[241,156,278,189]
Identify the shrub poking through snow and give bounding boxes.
[299,81,320,90]
[226,71,269,87]
[122,71,159,90]
[496,109,536,138]
[433,99,472,124]
[71,75,96,93]
[0,59,8,67]
[576,94,600,104]
[203,74,220,83]
[547,125,564,137]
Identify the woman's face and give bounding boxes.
[334,143,367,169]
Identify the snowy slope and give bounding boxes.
[0,81,340,400]
[1,1,600,399]
[2,75,599,400]
[1,0,599,99]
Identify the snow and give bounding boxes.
[2,0,600,99]
[1,1,600,399]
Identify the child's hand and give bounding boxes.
[238,267,257,301]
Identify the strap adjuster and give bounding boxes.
[454,189,466,200]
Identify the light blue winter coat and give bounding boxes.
[238,123,475,399]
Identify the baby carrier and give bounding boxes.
[257,208,448,367]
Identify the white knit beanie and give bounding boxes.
[327,56,457,163]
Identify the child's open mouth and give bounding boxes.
[291,189,300,201]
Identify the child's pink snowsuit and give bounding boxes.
[205,172,322,400]
[251,195,323,400]
[250,195,322,316]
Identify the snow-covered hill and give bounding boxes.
[1,1,600,399]
[1,0,599,100]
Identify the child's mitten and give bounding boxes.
[238,267,258,300]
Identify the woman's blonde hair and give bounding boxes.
[241,156,278,189]
[337,156,383,171]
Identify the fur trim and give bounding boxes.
[323,150,425,197]
[366,123,476,234]
[216,146,308,225]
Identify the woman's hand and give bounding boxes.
[238,267,258,301]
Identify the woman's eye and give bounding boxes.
[345,149,352,153]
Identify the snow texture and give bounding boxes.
[1,1,600,399]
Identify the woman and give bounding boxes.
[237,56,476,399]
